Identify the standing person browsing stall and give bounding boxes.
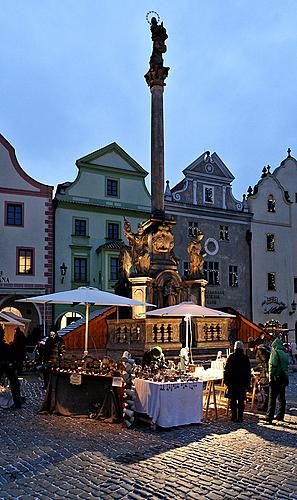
[265,338,289,424]
[224,341,251,423]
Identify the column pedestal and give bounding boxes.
[185,279,208,306]
[129,276,153,319]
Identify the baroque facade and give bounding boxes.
[247,150,297,342]
[0,134,53,338]
[165,151,252,316]
[54,142,151,328]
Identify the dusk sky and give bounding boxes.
[1,0,296,199]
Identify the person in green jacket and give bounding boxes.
[266,338,289,423]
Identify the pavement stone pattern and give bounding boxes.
[0,373,296,500]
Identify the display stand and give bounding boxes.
[203,380,218,420]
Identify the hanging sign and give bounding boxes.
[70,373,82,385]
[112,377,123,387]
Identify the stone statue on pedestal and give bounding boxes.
[123,217,150,275]
[187,231,207,277]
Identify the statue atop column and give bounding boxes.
[145,16,170,88]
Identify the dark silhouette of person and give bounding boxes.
[0,326,22,408]
[11,327,26,374]
[224,341,251,423]
[42,330,65,389]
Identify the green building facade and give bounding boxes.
[54,142,150,328]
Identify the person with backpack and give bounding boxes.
[265,338,289,424]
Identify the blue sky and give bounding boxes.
[1,0,297,199]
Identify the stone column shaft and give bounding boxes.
[151,84,165,216]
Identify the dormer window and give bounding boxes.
[203,185,214,204]
[267,195,276,213]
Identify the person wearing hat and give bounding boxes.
[224,341,251,423]
[0,326,22,409]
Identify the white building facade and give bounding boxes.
[0,134,53,338]
[248,151,297,342]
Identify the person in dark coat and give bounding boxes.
[11,327,26,374]
[224,340,251,423]
[42,330,65,389]
[0,326,22,408]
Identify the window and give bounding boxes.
[219,225,229,241]
[74,258,87,282]
[267,195,276,213]
[6,203,23,226]
[204,186,214,204]
[109,257,119,281]
[107,222,120,240]
[74,219,87,236]
[17,248,34,275]
[183,261,190,277]
[294,277,297,294]
[106,179,118,197]
[266,234,275,252]
[188,221,199,237]
[229,265,238,287]
[267,272,276,291]
[203,261,220,285]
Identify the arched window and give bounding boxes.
[267,195,276,213]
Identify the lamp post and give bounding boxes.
[289,299,296,315]
[60,262,67,284]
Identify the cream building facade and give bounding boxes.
[248,151,297,342]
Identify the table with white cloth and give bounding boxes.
[134,378,203,428]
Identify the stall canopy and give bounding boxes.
[17,286,155,358]
[146,302,235,318]
[0,311,24,326]
[146,302,235,360]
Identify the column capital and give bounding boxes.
[144,66,170,88]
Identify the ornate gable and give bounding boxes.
[0,134,52,195]
[182,151,235,184]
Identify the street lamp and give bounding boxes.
[289,299,296,315]
[60,262,67,284]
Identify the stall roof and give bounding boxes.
[57,307,113,337]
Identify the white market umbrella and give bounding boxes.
[17,286,155,358]
[146,302,235,360]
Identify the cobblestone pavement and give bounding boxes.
[0,373,296,500]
